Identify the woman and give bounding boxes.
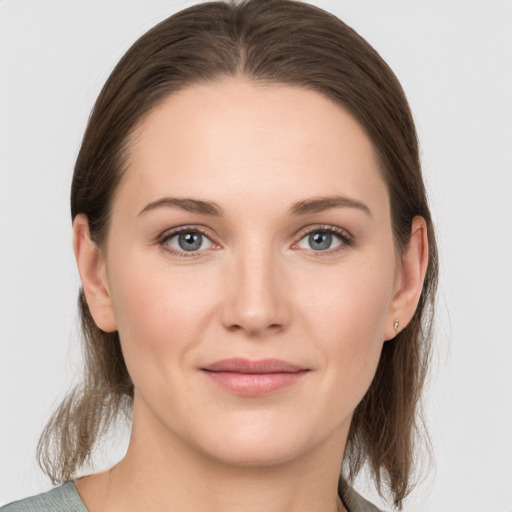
[1,0,437,510]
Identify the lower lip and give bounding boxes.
[202,370,308,396]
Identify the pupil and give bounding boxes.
[178,232,202,251]
[309,232,331,250]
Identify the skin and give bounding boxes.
[73,78,428,512]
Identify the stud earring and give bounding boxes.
[393,320,400,333]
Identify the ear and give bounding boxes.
[385,215,429,340]
[73,214,117,332]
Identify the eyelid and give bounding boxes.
[156,223,353,258]
[291,224,353,255]
[158,225,221,257]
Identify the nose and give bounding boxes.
[220,247,291,338]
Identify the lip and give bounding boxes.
[201,358,309,396]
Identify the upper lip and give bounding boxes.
[202,358,306,374]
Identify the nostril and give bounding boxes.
[219,276,291,336]
[225,323,284,337]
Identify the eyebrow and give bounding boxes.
[138,194,371,218]
[138,197,223,217]
[289,195,372,217]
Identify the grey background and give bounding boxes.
[1,0,511,510]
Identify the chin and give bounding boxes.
[186,415,329,469]
[202,439,304,468]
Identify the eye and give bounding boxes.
[160,228,216,256]
[295,226,351,253]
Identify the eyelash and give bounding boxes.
[293,224,353,258]
[158,224,353,258]
[158,226,217,258]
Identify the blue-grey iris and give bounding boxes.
[178,232,203,251]
[309,232,332,250]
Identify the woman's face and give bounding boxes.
[96,79,404,466]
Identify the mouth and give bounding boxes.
[201,358,309,396]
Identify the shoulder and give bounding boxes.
[339,479,385,512]
[1,482,87,512]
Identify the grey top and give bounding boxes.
[1,480,383,512]
[1,482,86,512]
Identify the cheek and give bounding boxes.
[299,260,395,346]
[107,253,214,369]
[295,256,396,405]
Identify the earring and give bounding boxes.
[393,319,400,333]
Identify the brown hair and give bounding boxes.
[37,0,438,508]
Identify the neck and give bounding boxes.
[98,399,349,512]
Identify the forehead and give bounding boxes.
[119,78,388,216]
